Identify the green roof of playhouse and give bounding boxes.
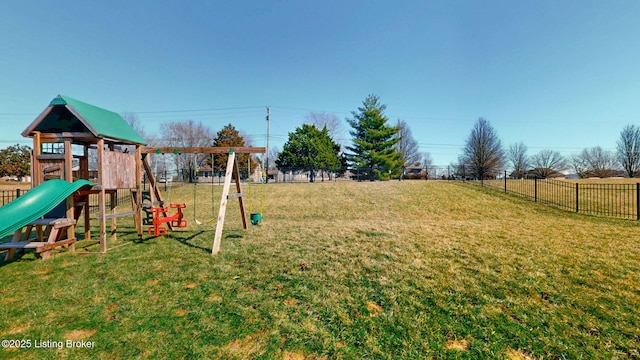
[22,95,147,145]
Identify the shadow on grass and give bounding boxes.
[0,227,245,265]
[167,230,211,253]
[0,251,39,267]
[167,230,245,253]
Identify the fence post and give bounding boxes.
[504,170,507,193]
[637,183,640,220]
[576,183,579,213]
[534,178,537,202]
[16,189,21,198]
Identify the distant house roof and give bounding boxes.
[405,164,423,170]
[22,95,147,145]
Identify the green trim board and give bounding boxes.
[22,95,147,145]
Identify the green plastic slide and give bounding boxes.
[0,179,94,240]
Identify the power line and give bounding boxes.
[133,105,265,114]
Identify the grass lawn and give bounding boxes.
[0,181,31,191]
[1,181,639,359]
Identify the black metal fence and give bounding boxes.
[86,189,133,214]
[0,189,27,206]
[469,176,640,220]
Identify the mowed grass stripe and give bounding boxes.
[0,181,639,359]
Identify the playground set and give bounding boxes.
[0,95,265,261]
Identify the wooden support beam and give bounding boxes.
[64,139,73,181]
[83,145,90,241]
[97,139,107,253]
[135,146,143,239]
[32,131,41,186]
[109,191,117,242]
[105,211,137,220]
[65,195,75,255]
[142,146,265,154]
[212,152,235,255]
[39,132,96,141]
[4,230,23,261]
[36,238,76,253]
[80,146,89,179]
[233,157,248,230]
[37,154,65,160]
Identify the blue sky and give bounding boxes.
[1,0,639,166]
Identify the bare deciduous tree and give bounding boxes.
[530,149,566,178]
[160,119,214,182]
[461,117,504,179]
[122,112,147,140]
[508,142,529,179]
[268,146,279,170]
[421,152,433,177]
[574,146,619,178]
[305,111,344,141]
[121,112,164,174]
[616,125,640,178]
[570,153,589,178]
[421,152,433,168]
[395,119,421,165]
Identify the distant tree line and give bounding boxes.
[101,96,432,185]
[457,118,640,179]
[5,102,639,184]
[274,94,434,182]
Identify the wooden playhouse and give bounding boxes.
[21,95,147,253]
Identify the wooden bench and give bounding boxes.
[0,218,76,261]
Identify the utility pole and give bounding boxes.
[265,106,271,183]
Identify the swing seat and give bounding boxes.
[250,212,262,225]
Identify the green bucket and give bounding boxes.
[250,213,262,225]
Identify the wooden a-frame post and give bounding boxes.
[212,149,247,255]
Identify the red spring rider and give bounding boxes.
[147,203,188,236]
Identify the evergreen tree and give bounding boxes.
[276,124,341,182]
[346,95,402,180]
[213,124,258,178]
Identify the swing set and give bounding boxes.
[141,146,265,254]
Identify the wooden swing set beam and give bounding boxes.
[141,146,266,154]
